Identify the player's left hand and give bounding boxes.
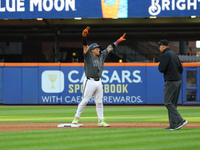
[117,33,126,43]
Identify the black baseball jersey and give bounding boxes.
[84,49,108,78]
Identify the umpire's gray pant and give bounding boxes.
[164,80,183,128]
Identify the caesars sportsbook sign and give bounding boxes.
[40,66,145,104]
[0,0,200,19]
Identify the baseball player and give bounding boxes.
[72,26,126,127]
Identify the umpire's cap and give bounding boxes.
[158,39,170,46]
[89,43,101,51]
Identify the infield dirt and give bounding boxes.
[0,122,199,132]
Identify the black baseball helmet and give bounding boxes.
[89,43,101,51]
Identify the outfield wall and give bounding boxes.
[0,63,199,105]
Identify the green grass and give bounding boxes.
[0,128,200,150]
[0,106,200,150]
[0,106,199,123]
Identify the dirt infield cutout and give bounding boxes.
[0,122,199,132]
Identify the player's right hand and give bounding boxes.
[82,26,90,37]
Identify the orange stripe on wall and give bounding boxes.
[146,63,159,66]
[38,63,61,66]
[104,63,147,66]
[1,62,200,67]
[4,63,39,67]
[61,63,84,66]
[182,62,200,67]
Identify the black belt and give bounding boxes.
[87,77,100,81]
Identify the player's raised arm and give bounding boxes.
[107,33,126,54]
[82,26,90,54]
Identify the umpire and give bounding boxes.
[158,39,187,130]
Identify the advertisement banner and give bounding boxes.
[0,0,200,19]
[39,66,146,104]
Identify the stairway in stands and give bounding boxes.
[111,42,161,62]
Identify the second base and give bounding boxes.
[57,123,83,128]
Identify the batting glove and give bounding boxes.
[82,26,90,37]
[117,33,126,43]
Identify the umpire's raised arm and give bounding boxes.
[82,26,90,54]
[107,33,126,54]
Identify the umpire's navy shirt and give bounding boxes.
[158,48,183,81]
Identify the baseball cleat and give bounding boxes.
[72,117,79,124]
[98,121,110,127]
[174,120,188,130]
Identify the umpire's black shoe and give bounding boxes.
[164,127,174,130]
[174,120,188,130]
